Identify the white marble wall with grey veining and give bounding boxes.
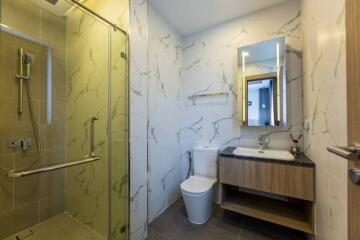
[147,5,185,222]
[145,0,304,225]
[129,0,149,239]
[179,0,303,178]
[301,0,347,239]
[132,1,348,239]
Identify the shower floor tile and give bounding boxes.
[4,213,104,240]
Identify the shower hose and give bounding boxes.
[0,77,43,173]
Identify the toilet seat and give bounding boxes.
[181,176,216,195]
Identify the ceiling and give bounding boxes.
[149,0,292,36]
[28,0,78,16]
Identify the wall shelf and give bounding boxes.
[188,92,229,99]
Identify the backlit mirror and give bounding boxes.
[238,37,286,127]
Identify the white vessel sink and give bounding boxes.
[233,147,295,161]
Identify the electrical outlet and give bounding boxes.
[303,120,310,132]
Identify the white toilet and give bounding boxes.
[181,146,219,224]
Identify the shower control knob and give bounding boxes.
[7,139,32,151]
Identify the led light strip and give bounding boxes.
[242,51,248,123]
[276,43,281,124]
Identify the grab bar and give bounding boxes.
[8,116,100,178]
[7,156,100,178]
[90,117,98,157]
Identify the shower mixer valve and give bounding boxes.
[7,139,32,151]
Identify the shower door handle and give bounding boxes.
[90,117,98,157]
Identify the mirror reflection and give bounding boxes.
[238,37,286,127]
[247,77,276,126]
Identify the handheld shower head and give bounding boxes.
[22,52,35,78]
[23,52,35,65]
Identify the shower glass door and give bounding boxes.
[110,30,129,240]
[0,0,129,239]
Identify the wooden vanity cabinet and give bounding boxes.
[218,156,315,235]
[219,157,315,201]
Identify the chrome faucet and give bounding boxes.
[258,135,270,150]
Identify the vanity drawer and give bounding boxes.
[219,157,315,201]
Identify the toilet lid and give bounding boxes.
[181,176,216,195]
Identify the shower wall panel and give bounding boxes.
[0,0,66,238]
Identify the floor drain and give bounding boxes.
[14,229,34,240]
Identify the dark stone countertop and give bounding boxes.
[219,146,315,168]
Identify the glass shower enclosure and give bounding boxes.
[0,0,129,239]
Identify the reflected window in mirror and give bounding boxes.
[247,76,277,126]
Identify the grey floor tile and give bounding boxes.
[172,221,239,240]
[149,200,187,238]
[147,228,170,240]
[150,200,306,240]
[208,208,244,235]
[240,217,306,240]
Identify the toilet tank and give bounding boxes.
[193,146,219,178]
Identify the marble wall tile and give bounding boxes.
[145,0,303,231]
[180,1,303,155]
[147,5,184,222]
[301,0,347,239]
[65,1,130,239]
[129,0,149,239]
[65,7,110,237]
